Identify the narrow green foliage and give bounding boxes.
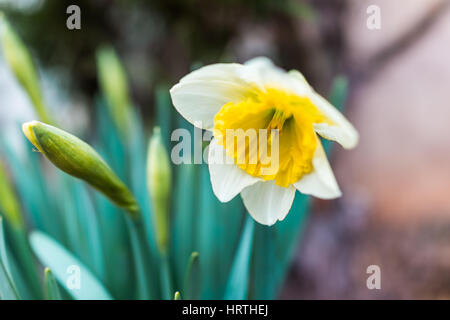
[0,161,23,229]
[224,217,254,300]
[159,255,173,300]
[329,75,349,111]
[29,231,113,300]
[0,14,53,124]
[174,291,181,300]
[44,268,62,300]
[22,121,139,216]
[171,164,197,285]
[124,217,155,300]
[183,251,200,300]
[96,47,131,136]
[0,217,20,299]
[155,85,173,148]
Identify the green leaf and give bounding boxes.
[124,217,155,300]
[127,109,157,252]
[0,135,56,236]
[0,161,23,229]
[159,254,173,300]
[174,291,181,300]
[44,268,62,300]
[171,163,197,290]
[329,75,349,111]
[155,84,173,149]
[324,75,349,152]
[197,164,244,298]
[72,181,105,280]
[96,47,132,136]
[224,216,254,300]
[95,97,127,180]
[92,194,132,299]
[5,245,33,299]
[183,251,200,300]
[0,217,20,299]
[0,14,53,124]
[29,231,112,300]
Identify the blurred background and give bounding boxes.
[0,0,449,299]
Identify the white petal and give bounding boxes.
[239,57,310,96]
[241,180,296,226]
[294,137,341,199]
[311,93,359,149]
[289,70,359,149]
[170,64,251,130]
[208,138,260,202]
[179,63,243,83]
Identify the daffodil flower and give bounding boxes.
[170,57,358,226]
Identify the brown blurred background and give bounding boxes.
[282,0,450,299]
[1,0,449,299]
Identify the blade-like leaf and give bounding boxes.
[155,84,173,149]
[0,217,19,299]
[124,217,155,300]
[29,231,112,300]
[224,216,254,300]
[197,163,244,298]
[159,255,173,300]
[171,162,197,290]
[44,268,62,300]
[183,251,200,300]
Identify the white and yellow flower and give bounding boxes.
[170,57,358,226]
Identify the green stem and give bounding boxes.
[125,216,152,299]
[159,253,172,300]
[10,227,42,299]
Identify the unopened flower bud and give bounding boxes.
[22,121,139,216]
[147,127,172,254]
[0,14,53,124]
[96,47,131,136]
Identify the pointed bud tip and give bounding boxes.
[22,120,44,152]
[153,126,161,135]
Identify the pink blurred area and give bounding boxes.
[282,0,450,299]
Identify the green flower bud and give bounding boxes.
[0,14,53,124]
[0,161,23,230]
[96,47,131,136]
[147,127,172,254]
[44,268,62,300]
[22,121,139,216]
